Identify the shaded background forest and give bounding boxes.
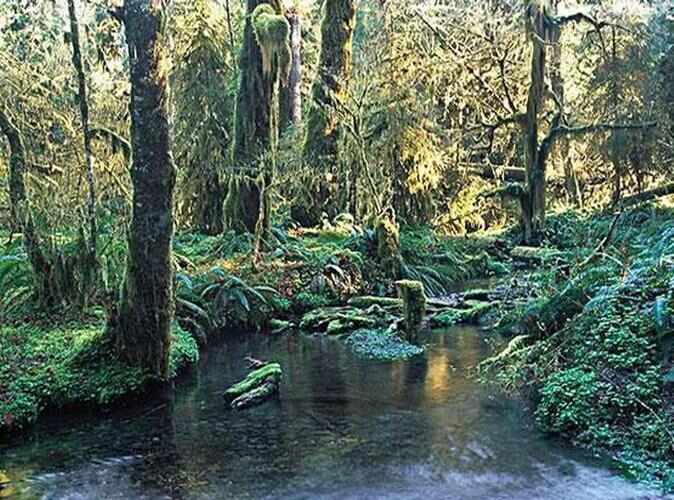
[1,0,672,242]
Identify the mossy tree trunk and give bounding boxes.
[224,0,287,235]
[665,23,674,138]
[396,280,426,343]
[375,207,402,280]
[523,0,550,244]
[0,107,27,233]
[549,2,581,208]
[0,107,50,295]
[279,11,301,131]
[300,0,356,226]
[109,0,176,379]
[67,0,98,304]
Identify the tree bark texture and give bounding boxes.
[299,0,356,226]
[279,11,301,131]
[109,0,176,378]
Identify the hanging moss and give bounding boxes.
[252,4,291,82]
[225,0,289,235]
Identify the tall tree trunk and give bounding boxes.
[224,0,287,235]
[609,27,623,205]
[549,1,581,208]
[523,0,550,243]
[300,0,356,226]
[67,0,98,302]
[662,16,673,173]
[109,0,176,378]
[279,11,301,131]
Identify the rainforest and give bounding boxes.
[0,0,673,498]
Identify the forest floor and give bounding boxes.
[0,204,672,488]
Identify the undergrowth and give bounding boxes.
[0,319,197,433]
[481,205,674,491]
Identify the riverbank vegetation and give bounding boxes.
[0,0,673,493]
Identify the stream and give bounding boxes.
[0,325,670,499]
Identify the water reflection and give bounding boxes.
[0,326,669,499]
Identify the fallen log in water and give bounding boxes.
[223,361,282,410]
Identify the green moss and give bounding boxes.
[251,4,291,81]
[299,304,394,335]
[396,279,426,340]
[345,328,424,361]
[0,321,198,431]
[429,301,494,328]
[223,362,281,401]
[483,205,674,490]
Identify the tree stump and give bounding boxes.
[396,280,426,342]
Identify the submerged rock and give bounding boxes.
[345,328,424,361]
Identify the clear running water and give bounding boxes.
[0,326,670,499]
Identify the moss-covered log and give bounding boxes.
[298,0,356,225]
[225,0,289,234]
[108,0,176,378]
[396,280,426,341]
[224,362,282,409]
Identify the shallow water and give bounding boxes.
[0,326,670,499]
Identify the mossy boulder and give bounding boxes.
[429,300,494,328]
[300,304,395,335]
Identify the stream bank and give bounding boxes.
[0,326,667,499]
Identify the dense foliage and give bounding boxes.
[0,0,672,492]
